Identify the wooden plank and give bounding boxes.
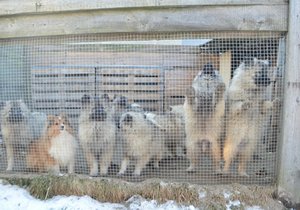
[100,76,161,83]
[164,68,200,97]
[32,89,162,100]
[32,84,94,92]
[34,52,203,67]
[164,97,185,110]
[98,68,161,75]
[219,50,232,88]
[33,98,163,112]
[31,67,93,75]
[0,5,288,39]
[277,0,300,204]
[0,0,287,16]
[99,84,162,91]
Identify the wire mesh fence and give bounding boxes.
[0,32,285,184]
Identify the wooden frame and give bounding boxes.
[0,0,288,39]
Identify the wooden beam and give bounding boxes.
[219,50,232,88]
[0,0,288,16]
[277,0,300,207]
[0,5,287,39]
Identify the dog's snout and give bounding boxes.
[60,124,65,131]
[202,63,216,77]
[254,71,271,87]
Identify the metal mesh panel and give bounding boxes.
[0,32,285,184]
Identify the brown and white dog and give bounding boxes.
[26,114,77,174]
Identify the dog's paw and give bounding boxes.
[214,168,223,175]
[132,171,142,177]
[186,166,196,173]
[89,172,98,177]
[117,172,124,177]
[272,98,282,108]
[219,169,231,176]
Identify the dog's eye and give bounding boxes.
[55,122,59,125]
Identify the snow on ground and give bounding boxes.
[0,182,266,210]
[0,183,196,210]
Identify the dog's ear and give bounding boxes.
[243,56,255,66]
[102,93,110,101]
[81,94,90,105]
[47,115,55,121]
[0,101,5,110]
[47,115,56,127]
[59,113,70,125]
[121,113,133,128]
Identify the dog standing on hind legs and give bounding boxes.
[222,58,279,177]
[184,63,225,173]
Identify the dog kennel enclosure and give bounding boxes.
[0,0,299,203]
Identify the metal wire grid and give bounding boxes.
[0,32,284,184]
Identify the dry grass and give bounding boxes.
[0,174,285,209]
[2,174,200,206]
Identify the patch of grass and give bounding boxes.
[3,175,200,206]
[1,174,283,209]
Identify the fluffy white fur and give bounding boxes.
[118,111,167,176]
[49,129,77,174]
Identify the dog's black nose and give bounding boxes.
[60,124,65,131]
[254,71,271,87]
[202,63,216,76]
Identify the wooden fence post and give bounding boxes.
[277,0,300,207]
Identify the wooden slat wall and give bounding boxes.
[30,48,220,125]
[31,65,165,126]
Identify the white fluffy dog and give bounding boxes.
[118,111,167,176]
